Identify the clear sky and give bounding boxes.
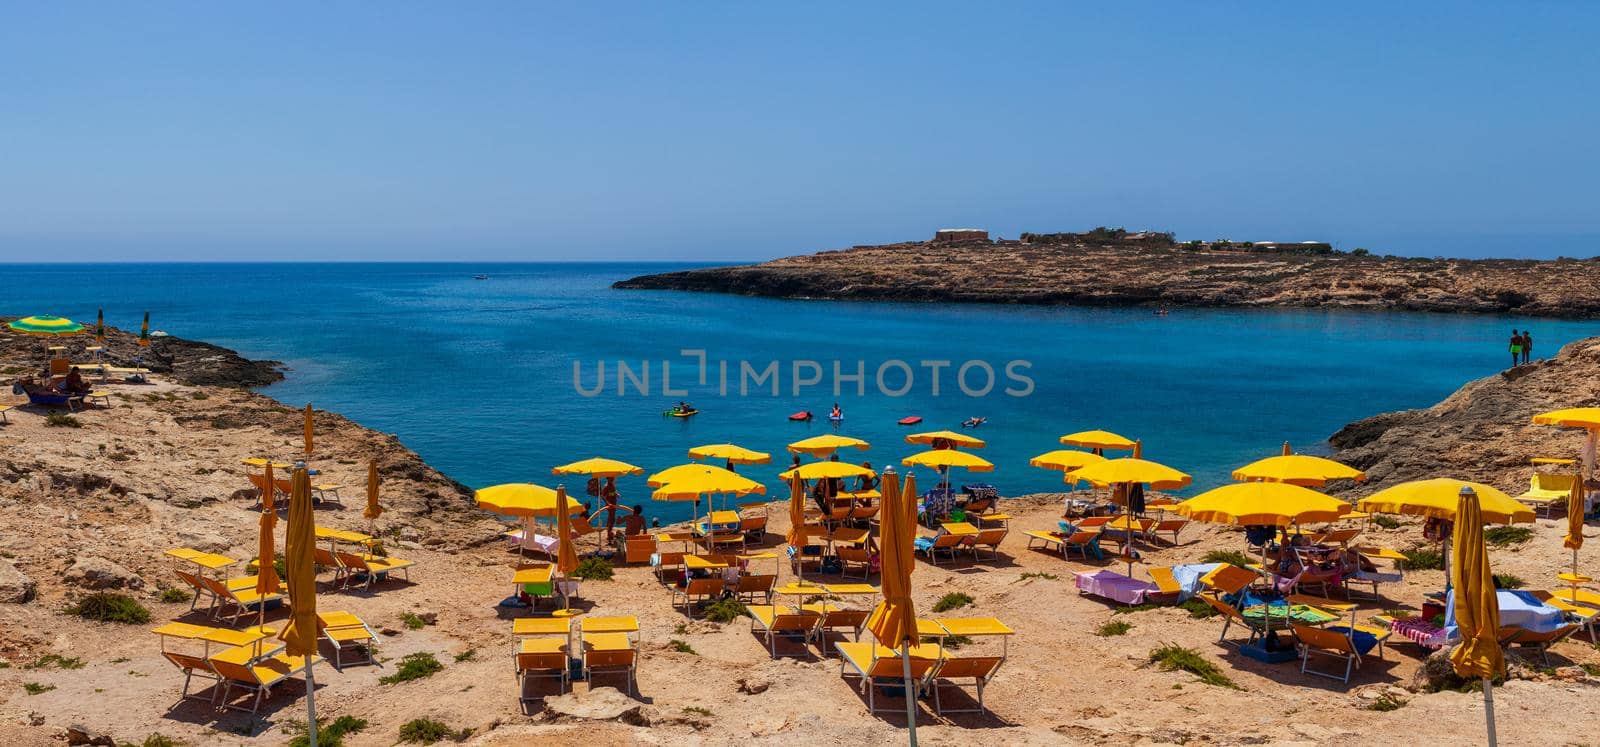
[3,3,1596,262]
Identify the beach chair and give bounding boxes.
[1529,591,1600,639]
[1076,516,1114,530]
[516,637,570,700]
[311,483,344,506]
[1499,624,1580,666]
[1292,623,1369,684]
[313,547,350,587]
[1146,517,1188,544]
[653,551,687,584]
[581,634,637,696]
[803,603,870,655]
[917,533,967,565]
[1312,527,1362,547]
[622,535,655,565]
[967,527,1008,560]
[837,546,874,580]
[748,604,823,657]
[736,573,777,604]
[0,404,11,423]
[673,577,726,616]
[1517,473,1575,518]
[174,570,217,611]
[200,576,284,624]
[333,551,414,591]
[836,641,939,715]
[740,515,768,542]
[318,611,379,670]
[247,473,282,505]
[846,505,880,523]
[160,649,222,705]
[84,390,112,408]
[928,655,1004,715]
[210,648,320,718]
[1147,567,1182,597]
[49,358,71,377]
[1198,594,1273,648]
[702,530,746,554]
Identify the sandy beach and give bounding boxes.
[0,332,1599,746]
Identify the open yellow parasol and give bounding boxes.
[1066,458,1192,490]
[476,483,588,517]
[649,464,766,501]
[1030,449,1106,472]
[1059,429,1136,452]
[1173,482,1351,526]
[1231,454,1366,486]
[904,430,985,449]
[1355,478,1533,525]
[787,434,870,457]
[1533,408,1600,478]
[552,457,644,478]
[778,460,876,481]
[901,449,994,472]
[687,443,772,465]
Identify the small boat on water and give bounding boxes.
[665,408,699,418]
[473,274,489,280]
[897,416,923,426]
[788,411,813,422]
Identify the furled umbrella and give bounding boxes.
[6,315,84,336]
[278,467,320,747]
[1563,471,1588,602]
[785,474,808,584]
[1532,408,1600,478]
[254,462,281,627]
[364,460,383,525]
[554,486,581,614]
[1450,485,1504,747]
[138,311,150,347]
[94,309,105,343]
[865,469,920,744]
[787,434,870,457]
[303,404,314,455]
[904,430,985,449]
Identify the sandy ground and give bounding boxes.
[1,379,1599,746]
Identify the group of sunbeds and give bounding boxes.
[836,615,1014,717]
[511,615,641,703]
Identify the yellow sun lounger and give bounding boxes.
[580,632,638,696]
[748,604,823,657]
[318,611,379,669]
[333,550,415,590]
[1517,473,1576,518]
[517,637,571,699]
[836,641,943,715]
[208,646,322,718]
[1529,590,1600,639]
[199,575,285,624]
[1292,623,1365,684]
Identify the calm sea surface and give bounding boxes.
[5,262,1592,521]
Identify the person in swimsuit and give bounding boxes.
[830,403,842,419]
[599,477,620,541]
[1522,330,1533,364]
[1509,329,1521,367]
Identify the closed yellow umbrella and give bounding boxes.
[865,469,919,742]
[1231,455,1366,486]
[255,463,280,604]
[904,430,985,449]
[364,460,383,522]
[1450,485,1504,746]
[1356,478,1533,525]
[552,457,644,478]
[303,404,314,455]
[555,486,579,574]
[278,467,320,742]
[1059,429,1136,452]
[778,460,875,481]
[1173,482,1351,526]
[687,443,771,465]
[1564,472,1587,602]
[785,475,808,583]
[787,434,870,457]
[475,483,587,517]
[1029,449,1106,472]
[1533,408,1600,478]
[1066,458,1192,490]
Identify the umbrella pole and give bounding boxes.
[304,660,319,747]
[901,642,919,746]
[1482,678,1498,747]
[1573,548,1582,603]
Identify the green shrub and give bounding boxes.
[1373,515,1401,530]
[1493,573,1525,589]
[1017,572,1059,581]
[1097,621,1132,637]
[1148,644,1240,690]
[380,653,443,685]
[287,715,368,747]
[1402,547,1445,571]
[667,639,697,655]
[400,612,427,630]
[1485,526,1534,548]
[22,682,53,695]
[453,648,476,663]
[572,557,614,581]
[68,593,151,624]
[941,634,974,650]
[45,413,81,428]
[932,592,975,613]
[158,586,191,604]
[30,654,84,670]
[1179,598,1219,619]
[138,735,179,747]
[704,598,748,623]
[1199,549,1254,567]
[398,718,458,745]
[1580,663,1600,678]
[681,706,713,717]
[1366,693,1405,711]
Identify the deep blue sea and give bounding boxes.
[5,262,1593,521]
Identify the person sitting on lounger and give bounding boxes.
[856,465,876,493]
[62,367,90,395]
[621,505,647,537]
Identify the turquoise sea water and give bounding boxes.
[5,262,1594,521]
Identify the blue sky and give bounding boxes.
[3,3,1596,261]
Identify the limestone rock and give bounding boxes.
[544,687,645,724]
[65,724,114,746]
[736,676,771,695]
[64,556,142,590]
[176,529,231,554]
[0,560,36,603]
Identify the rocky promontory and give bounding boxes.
[616,232,1600,317]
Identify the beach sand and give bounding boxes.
[1,343,1599,745]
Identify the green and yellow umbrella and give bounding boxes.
[6,315,84,336]
[138,311,151,347]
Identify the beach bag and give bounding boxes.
[820,556,843,575]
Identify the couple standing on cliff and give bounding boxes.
[1509,329,1534,366]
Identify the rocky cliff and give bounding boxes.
[616,240,1600,317]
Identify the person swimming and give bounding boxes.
[829,403,843,419]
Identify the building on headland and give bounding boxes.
[933,228,989,243]
[1253,241,1334,254]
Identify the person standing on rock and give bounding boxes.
[1509,329,1522,367]
[1522,330,1533,364]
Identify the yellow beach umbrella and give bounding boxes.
[865,469,920,742]
[1067,458,1192,491]
[278,467,320,741]
[476,483,587,517]
[1356,478,1533,525]
[242,457,291,469]
[1533,407,1600,478]
[1173,482,1351,526]
[901,449,994,472]
[302,404,314,455]
[364,460,383,522]
[687,443,771,465]
[1231,455,1366,486]
[649,465,766,502]
[778,460,875,482]
[1450,485,1504,745]
[552,457,644,478]
[1030,449,1106,472]
[904,430,985,449]
[1059,429,1136,452]
[787,434,870,457]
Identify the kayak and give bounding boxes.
[665,409,699,418]
[788,411,813,421]
[897,416,923,426]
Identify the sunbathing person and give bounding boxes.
[620,504,647,537]
[62,367,90,394]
